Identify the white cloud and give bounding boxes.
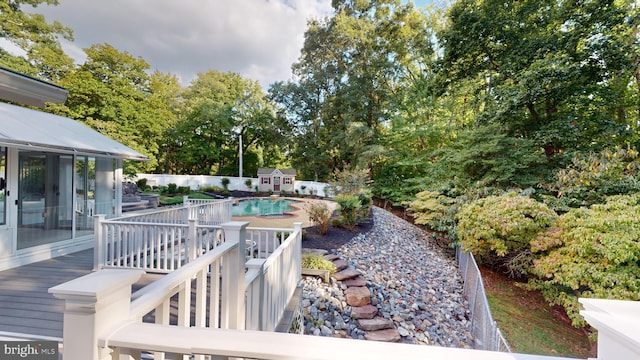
[29,0,333,87]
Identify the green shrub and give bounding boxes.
[306,202,332,235]
[335,194,361,231]
[456,192,557,277]
[408,190,458,235]
[358,192,372,211]
[221,177,230,190]
[245,179,253,190]
[301,253,337,273]
[199,185,222,193]
[178,186,190,195]
[528,192,640,327]
[136,178,149,191]
[166,183,178,195]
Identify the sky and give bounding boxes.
[27,0,438,89]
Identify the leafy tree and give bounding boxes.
[0,0,74,82]
[439,0,639,156]
[51,44,172,174]
[271,0,434,179]
[542,147,640,211]
[168,70,283,176]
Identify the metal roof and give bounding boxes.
[0,66,68,107]
[0,101,148,160]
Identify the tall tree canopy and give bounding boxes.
[51,44,178,174]
[270,0,434,180]
[0,0,74,80]
[167,70,286,176]
[440,0,639,157]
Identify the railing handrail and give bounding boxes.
[101,322,576,360]
[129,241,237,320]
[99,219,190,227]
[246,226,298,233]
[108,198,232,223]
[261,229,297,270]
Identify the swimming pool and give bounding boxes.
[232,198,299,217]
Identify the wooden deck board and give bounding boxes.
[0,249,216,340]
[0,249,94,339]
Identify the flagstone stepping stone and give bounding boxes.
[323,254,340,261]
[342,277,367,287]
[364,329,401,342]
[345,286,371,307]
[332,268,361,281]
[351,305,378,319]
[332,259,348,271]
[358,317,394,331]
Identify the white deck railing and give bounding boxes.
[93,199,233,272]
[245,224,302,331]
[52,221,305,360]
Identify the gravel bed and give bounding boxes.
[302,206,474,348]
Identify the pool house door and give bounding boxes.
[273,177,280,192]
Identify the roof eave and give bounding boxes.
[0,67,69,108]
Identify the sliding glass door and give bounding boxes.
[17,151,73,250]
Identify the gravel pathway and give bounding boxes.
[302,206,474,348]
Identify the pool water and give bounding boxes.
[232,198,298,217]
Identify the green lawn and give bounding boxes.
[482,268,593,358]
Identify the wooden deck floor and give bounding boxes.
[0,249,94,339]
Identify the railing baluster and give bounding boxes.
[195,268,207,328]
[209,258,220,328]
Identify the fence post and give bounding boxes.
[93,214,106,271]
[49,269,144,360]
[220,221,248,330]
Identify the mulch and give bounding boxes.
[209,190,374,251]
[301,210,374,251]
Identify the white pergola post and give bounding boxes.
[49,269,144,360]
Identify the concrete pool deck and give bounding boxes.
[232,198,337,228]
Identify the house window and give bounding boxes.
[261,177,270,185]
[283,177,292,185]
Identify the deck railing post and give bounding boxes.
[220,221,248,330]
[293,221,303,272]
[49,269,144,360]
[187,218,198,262]
[183,195,191,225]
[93,214,106,271]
